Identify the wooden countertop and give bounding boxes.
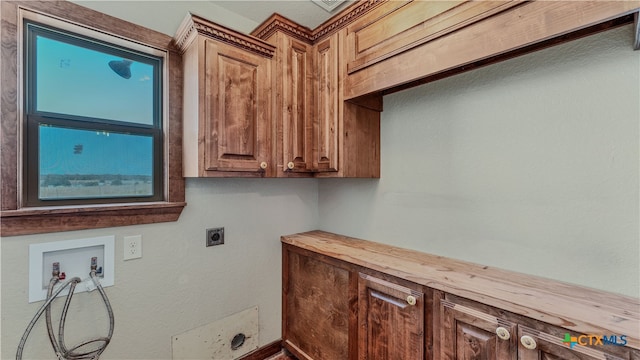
[281,230,640,350]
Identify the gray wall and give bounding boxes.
[2,179,318,359]
[319,25,640,298]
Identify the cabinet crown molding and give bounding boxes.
[251,0,387,43]
[174,13,275,57]
[252,13,314,44]
[311,0,386,41]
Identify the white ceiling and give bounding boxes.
[211,0,354,29]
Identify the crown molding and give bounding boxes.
[311,0,386,41]
[174,13,275,57]
[252,13,314,44]
[252,0,387,44]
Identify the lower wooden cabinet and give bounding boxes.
[281,232,640,360]
[438,294,635,360]
[282,245,424,360]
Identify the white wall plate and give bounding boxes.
[29,236,115,303]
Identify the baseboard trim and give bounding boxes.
[238,340,282,360]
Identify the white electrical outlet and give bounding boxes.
[123,235,142,260]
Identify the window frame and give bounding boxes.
[23,20,165,206]
[0,1,186,236]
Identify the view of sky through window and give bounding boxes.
[36,35,155,124]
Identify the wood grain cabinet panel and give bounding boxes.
[282,247,355,360]
[358,273,424,360]
[266,27,316,176]
[204,40,272,173]
[345,0,521,74]
[282,39,314,173]
[314,35,339,173]
[440,298,517,360]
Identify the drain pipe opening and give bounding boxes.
[230,333,246,350]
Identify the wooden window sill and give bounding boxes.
[0,202,186,236]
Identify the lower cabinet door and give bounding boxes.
[517,326,628,360]
[283,249,353,360]
[358,272,424,360]
[440,298,517,360]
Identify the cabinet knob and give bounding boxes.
[260,162,268,170]
[495,327,510,340]
[287,162,295,170]
[406,295,417,306]
[520,335,537,350]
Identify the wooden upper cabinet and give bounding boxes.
[254,15,381,178]
[358,273,424,360]
[175,14,275,177]
[175,1,638,177]
[345,0,521,74]
[343,1,639,99]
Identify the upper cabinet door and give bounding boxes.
[281,38,314,174]
[358,272,424,360]
[314,35,339,173]
[204,39,272,174]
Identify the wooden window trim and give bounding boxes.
[1,1,186,236]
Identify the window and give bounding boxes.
[0,2,185,236]
[24,21,163,206]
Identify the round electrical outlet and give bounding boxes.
[206,227,224,247]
